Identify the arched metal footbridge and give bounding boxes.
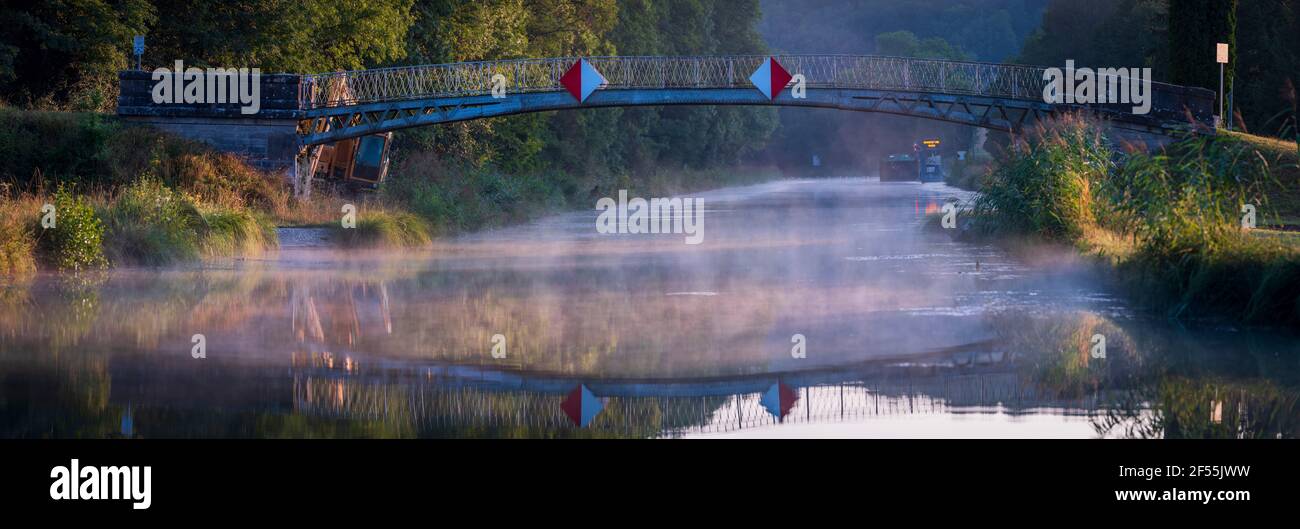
[117,54,1216,172]
[294,55,1214,145]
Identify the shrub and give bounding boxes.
[0,109,290,214]
[41,187,108,271]
[106,129,291,213]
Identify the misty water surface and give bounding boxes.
[3,178,1299,438]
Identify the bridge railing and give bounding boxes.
[296,55,1216,129]
[298,55,1059,109]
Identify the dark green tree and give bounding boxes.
[1168,0,1238,95]
[876,30,971,60]
[0,0,156,111]
[1231,0,1297,136]
[145,0,414,73]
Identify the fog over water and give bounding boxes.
[3,177,1299,438]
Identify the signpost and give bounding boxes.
[133,36,145,70]
[1216,42,1228,129]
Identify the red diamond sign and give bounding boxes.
[749,57,794,100]
[560,59,606,103]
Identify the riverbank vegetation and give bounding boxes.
[0,108,281,272]
[1,0,791,263]
[0,103,789,264]
[967,113,1300,325]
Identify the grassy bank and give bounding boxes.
[967,113,1300,326]
[2,107,790,267]
[0,108,281,272]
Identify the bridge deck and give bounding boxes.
[116,55,1217,166]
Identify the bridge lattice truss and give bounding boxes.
[302,55,1049,107]
[296,55,1202,146]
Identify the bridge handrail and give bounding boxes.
[297,54,1195,110]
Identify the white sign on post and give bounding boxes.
[1216,43,1229,64]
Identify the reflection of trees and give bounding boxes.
[0,274,107,352]
[0,349,117,438]
[992,311,1141,399]
[993,310,1300,438]
[1095,378,1300,439]
[0,272,261,352]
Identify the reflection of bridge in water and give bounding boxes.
[290,352,1107,436]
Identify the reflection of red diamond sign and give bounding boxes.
[749,57,794,100]
[760,382,799,420]
[560,59,606,103]
[561,384,605,427]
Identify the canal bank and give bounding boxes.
[947,114,1300,326]
[0,108,785,273]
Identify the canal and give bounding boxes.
[3,178,1298,438]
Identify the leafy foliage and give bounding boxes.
[973,114,1299,325]
[0,108,119,190]
[875,31,971,60]
[759,0,1045,62]
[1168,0,1238,94]
[757,1,1006,174]
[42,186,107,271]
[1017,0,1168,76]
[390,0,774,184]
[0,0,155,111]
[145,0,414,72]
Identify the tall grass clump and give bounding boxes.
[198,207,279,257]
[1105,133,1277,254]
[39,186,108,271]
[973,113,1300,325]
[0,195,39,275]
[971,114,1113,242]
[1111,134,1298,323]
[333,209,432,249]
[101,177,279,264]
[102,177,206,265]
